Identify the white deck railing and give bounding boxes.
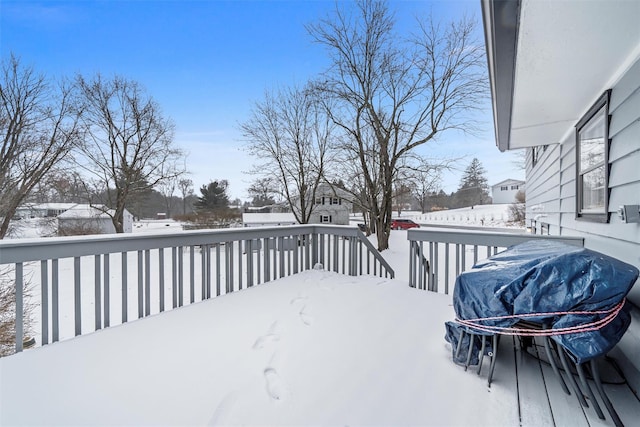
[1,225,394,354]
[407,228,584,293]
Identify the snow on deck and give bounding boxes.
[2,269,526,426]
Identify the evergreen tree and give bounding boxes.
[456,158,489,208]
[195,180,230,212]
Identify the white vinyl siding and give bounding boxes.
[526,57,640,305]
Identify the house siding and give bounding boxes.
[525,57,640,380]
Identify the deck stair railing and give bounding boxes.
[407,228,584,293]
[0,224,393,354]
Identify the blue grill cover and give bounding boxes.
[446,240,639,364]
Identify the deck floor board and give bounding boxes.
[490,335,640,427]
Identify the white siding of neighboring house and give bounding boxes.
[491,179,525,204]
[57,206,133,234]
[525,57,640,378]
[242,212,297,227]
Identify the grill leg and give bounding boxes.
[543,336,570,395]
[576,362,605,419]
[558,347,589,408]
[590,358,623,427]
[477,335,487,375]
[487,334,499,387]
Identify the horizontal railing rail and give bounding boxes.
[407,227,584,293]
[1,225,393,355]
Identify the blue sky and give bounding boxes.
[1,0,524,201]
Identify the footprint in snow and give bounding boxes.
[264,367,288,401]
[299,305,313,326]
[252,321,280,350]
[290,296,308,305]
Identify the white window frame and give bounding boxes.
[575,90,610,223]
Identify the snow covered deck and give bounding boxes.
[2,269,639,426]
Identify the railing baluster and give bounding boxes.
[461,244,466,273]
[15,262,24,352]
[445,243,450,295]
[247,240,254,287]
[332,236,340,273]
[122,252,128,323]
[201,245,206,298]
[229,242,234,292]
[293,236,299,275]
[137,251,143,318]
[159,248,165,312]
[206,245,211,297]
[264,238,271,282]
[237,241,242,290]
[172,247,178,308]
[433,243,439,292]
[277,237,283,278]
[216,244,221,296]
[189,246,195,304]
[95,254,102,330]
[178,246,184,306]
[74,257,81,336]
[104,254,110,327]
[225,242,231,293]
[41,260,49,345]
[52,259,59,342]
[257,240,262,285]
[145,249,150,316]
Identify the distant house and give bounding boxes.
[57,205,133,235]
[308,184,352,225]
[242,212,297,228]
[482,0,640,392]
[490,179,525,204]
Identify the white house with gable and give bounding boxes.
[491,179,525,204]
[309,183,352,225]
[482,0,640,392]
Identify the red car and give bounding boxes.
[391,219,420,230]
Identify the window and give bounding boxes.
[500,186,508,191]
[511,185,519,190]
[320,215,332,223]
[315,197,322,205]
[576,90,611,222]
[329,197,340,205]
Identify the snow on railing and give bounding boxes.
[407,228,584,293]
[0,225,393,355]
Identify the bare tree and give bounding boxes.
[402,155,449,213]
[241,84,334,224]
[247,177,279,207]
[0,55,83,239]
[156,166,184,217]
[178,178,194,215]
[76,74,183,232]
[308,0,488,250]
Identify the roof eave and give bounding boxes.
[481,0,521,152]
